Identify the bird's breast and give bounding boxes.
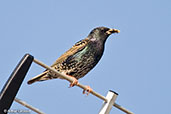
[54,42,105,79]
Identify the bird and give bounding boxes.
[27,26,120,95]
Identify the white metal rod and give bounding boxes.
[99,91,118,114]
[14,97,45,114]
[33,58,133,114]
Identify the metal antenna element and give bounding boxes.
[14,98,45,114]
[99,90,118,114]
[0,54,33,114]
[33,58,133,114]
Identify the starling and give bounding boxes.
[27,27,120,94]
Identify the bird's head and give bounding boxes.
[88,27,120,42]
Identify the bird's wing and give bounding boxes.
[51,38,90,67]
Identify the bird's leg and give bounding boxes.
[68,76,79,87]
[83,86,92,96]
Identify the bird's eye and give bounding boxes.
[102,29,108,33]
[102,29,106,32]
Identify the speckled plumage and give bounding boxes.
[27,27,120,84]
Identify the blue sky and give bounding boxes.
[0,0,171,114]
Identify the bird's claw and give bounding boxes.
[68,76,78,87]
[83,86,92,96]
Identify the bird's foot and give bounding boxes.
[83,86,92,96]
[68,76,79,87]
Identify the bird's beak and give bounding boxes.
[106,29,120,35]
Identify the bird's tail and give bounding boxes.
[27,71,49,85]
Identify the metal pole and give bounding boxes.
[33,58,133,114]
[0,54,33,114]
[33,58,108,102]
[99,90,118,114]
[113,103,134,114]
[14,98,45,114]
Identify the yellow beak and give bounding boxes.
[106,29,120,35]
